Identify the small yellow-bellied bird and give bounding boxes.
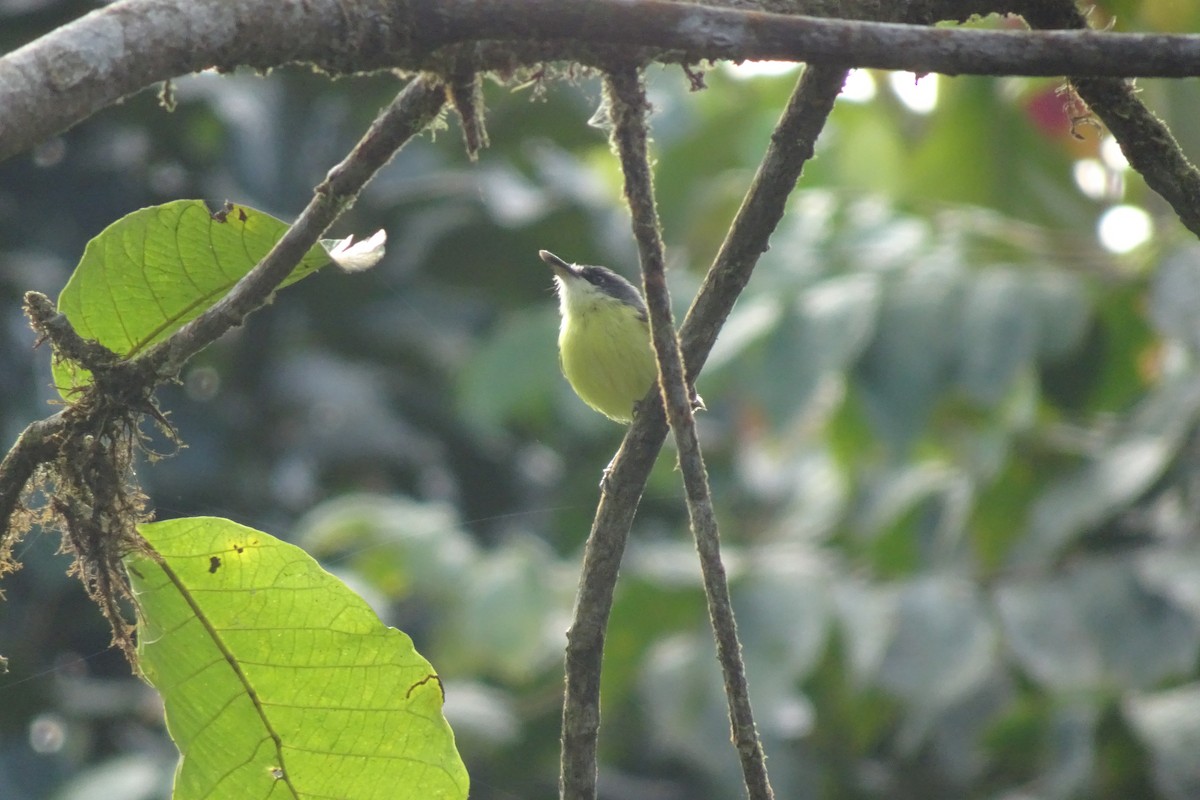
[539,250,659,424]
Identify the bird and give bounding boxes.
[539,249,659,424]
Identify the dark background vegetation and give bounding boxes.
[5,1,1200,798]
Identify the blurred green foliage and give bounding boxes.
[4,2,1200,799]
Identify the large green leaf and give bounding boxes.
[854,260,965,449]
[54,200,331,396]
[456,309,560,431]
[876,575,996,711]
[1125,684,1200,800]
[998,559,1198,693]
[126,517,468,800]
[1013,375,1200,566]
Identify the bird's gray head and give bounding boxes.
[538,250,647,319]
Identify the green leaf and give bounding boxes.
[733,560,831,682]
[54,200,331,396]
[1042,279,1154,414]
[294,494,478,603]
[456,309,560,430]
[1014,375,1200,565]
[854,261,964,450]
[717,273,880,428]
[1150,245,1200,352]
[1125,684,1200,800]
[995,578,1104,691]
[640,632,748,795]
[126,517,468,800]
[999,558,1200,693]
[953,268,1038,407]
[876,576,996,711]
[442,536,568,683]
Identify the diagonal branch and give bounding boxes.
[143,75,447,377]
[606,65,774,799]
[559,413,668,800]
[680,64,850,373]
[0,75,447,582]
[559,61,847,800]
[7,0,1200,162]
[1019,1,1200,239]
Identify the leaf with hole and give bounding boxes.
[53,200,333,397]
[126,516,468,800]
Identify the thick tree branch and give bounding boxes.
[1018,1,1200,239]
[6,0,1200,162]
[606,65,775,799]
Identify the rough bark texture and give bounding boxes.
[6,0,1200,161]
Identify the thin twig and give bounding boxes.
[559,61,847,800]
[1019,0,1200,239]
[144,75,447,377]
[606,65,775,799]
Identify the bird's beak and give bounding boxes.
[539,250,578,280]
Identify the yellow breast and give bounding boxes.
[558,299,658,423]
